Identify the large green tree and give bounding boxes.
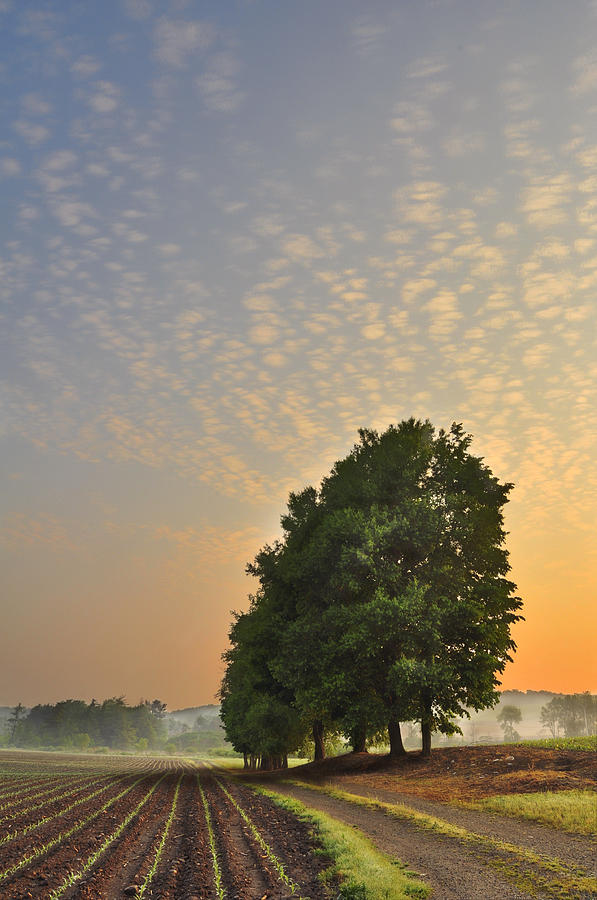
[317,420,522,755]
[221,418,522,761]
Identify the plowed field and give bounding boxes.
[0,751,332,898]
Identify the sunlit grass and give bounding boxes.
[470,790,597,835]
[203,756,304,770]
[510,736,596,751]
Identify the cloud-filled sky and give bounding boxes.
[1,0,596,709]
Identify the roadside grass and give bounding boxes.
[510,736,596,752]
[465,790,597,835]
[252,784,430,900]
[204,756,304,770]
[283,780,597,899]
[201,757,244,771]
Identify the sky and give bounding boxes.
[1,0,596,711]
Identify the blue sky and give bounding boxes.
[1,0,596,708]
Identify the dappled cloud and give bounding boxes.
[1,0,595,703]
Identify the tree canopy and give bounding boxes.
[4,697,168,750]
[220,419,523,766]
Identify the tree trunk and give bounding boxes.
[283,754,288,769]
[421,696,433,757]
[313,720,325,760]
[388,719,406,757]
[243,751,248,769]
[351,722,368,753]
[421,722,432,756]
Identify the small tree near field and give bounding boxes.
[497,704,522,741]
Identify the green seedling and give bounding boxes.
[198,775,226,899]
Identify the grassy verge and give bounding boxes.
[465,789,597,835]
[510,736,597,751]
[203,756,304,770]
[251,784,430,900]
[282,779,597,899]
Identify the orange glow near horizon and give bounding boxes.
[1,2,596,710]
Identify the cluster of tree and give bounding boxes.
[163,729,234,756]
[540,693,596,738]
[220,420,522,769]
[162,707,233,756]
[3,698,167,751]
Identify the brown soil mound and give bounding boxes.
[266,745,597,801]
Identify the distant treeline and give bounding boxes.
[2,698,167,751]
[540,693,596,738]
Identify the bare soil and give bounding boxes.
[287,744,597,801]
[0,756,334,899]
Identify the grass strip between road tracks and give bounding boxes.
[0,774,148,884]
[136,774,183,898]
[214,775,306,897]
[283,779,597,900]
[197,775,225,899]
[47,774,167,899]
[252,784,430,900]
[0,776,126,848]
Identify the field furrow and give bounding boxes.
[61,775,176,898]
[0,775,152,896]
[0,751,363,899]
[0,776,127,848]
[0,775,109,828]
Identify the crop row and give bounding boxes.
[0,777,129,849]
[213,775,305,896]
[0,775,71,802]
[0,775,147,884]
[47,776,167,899]
[0,775,109,826]
[0,758,330,899]
[0,774,101,817]
[198,776,225,899]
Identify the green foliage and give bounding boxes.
[6,697,168,750]
[221,419,522,760]
[220,597,309,766]
[164,729,237,756]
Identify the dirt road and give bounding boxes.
[264,778,595,900]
